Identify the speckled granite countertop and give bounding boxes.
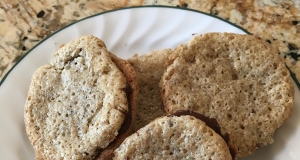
[1,0,300,82]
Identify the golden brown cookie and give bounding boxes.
[24,35,137,160]
[162,32,294,157]
[114,114,233,160]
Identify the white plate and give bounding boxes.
[0,6,299,160]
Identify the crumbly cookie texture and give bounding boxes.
[95,53,139,160]
[162,33,294,157]
[24,35,128,159]
[128,49,172,131]
[114,115,232,160]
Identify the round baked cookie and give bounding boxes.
[24,35,131,159]
[162,32,294,157]
[114,115,233,160]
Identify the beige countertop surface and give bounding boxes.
[1,0,300,83]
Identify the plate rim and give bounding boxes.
[1,5,299,90]
[0,5,251,86]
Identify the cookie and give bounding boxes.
[127,49,172,131]
[162,32,294,157]
[24,35,137,160]
[95,53,138,159]
[114,112,233,160]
